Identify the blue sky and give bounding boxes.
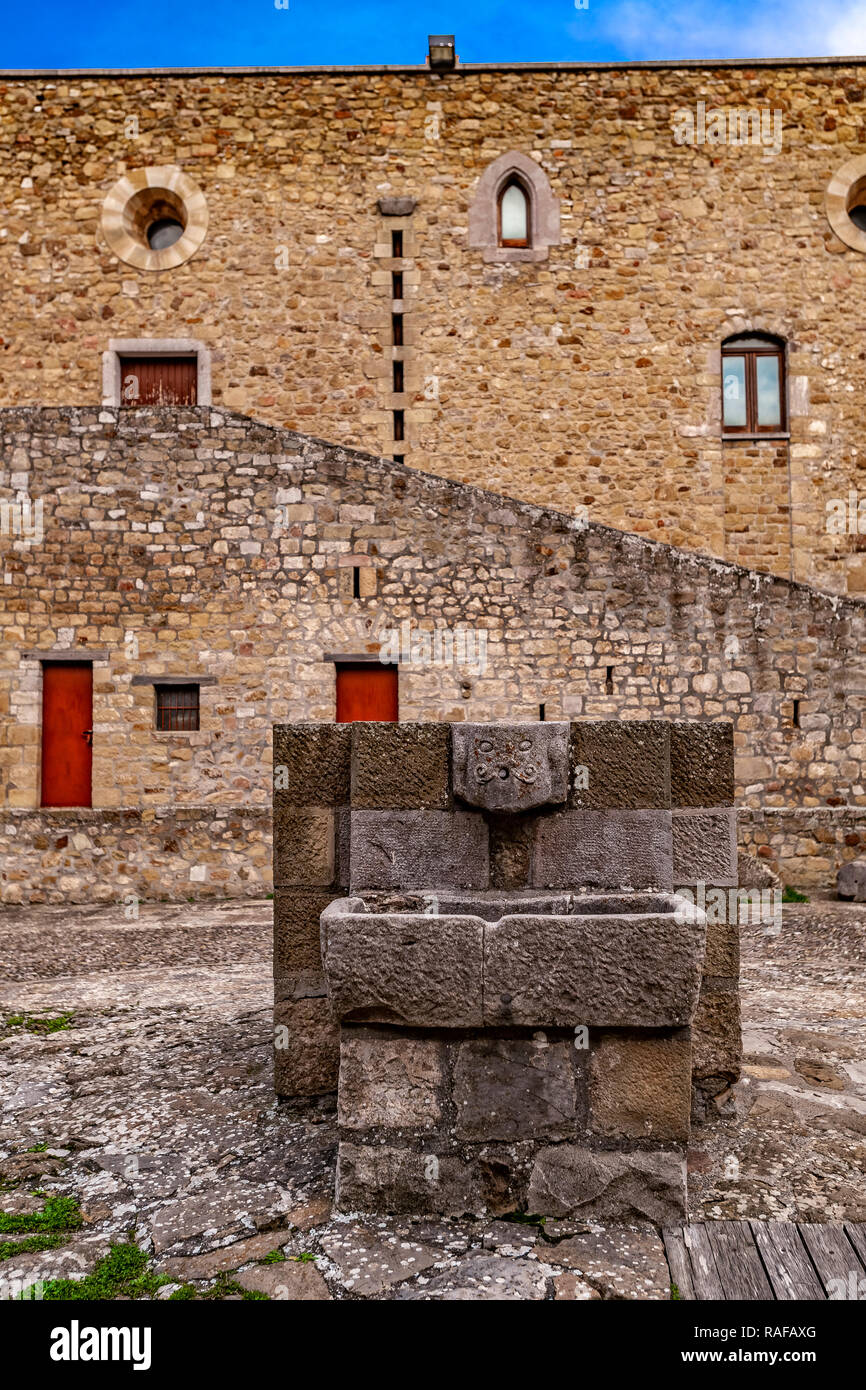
[2,0,866,69]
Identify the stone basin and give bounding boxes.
[320,891,706,1031]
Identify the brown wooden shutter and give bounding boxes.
[119,356,197,405]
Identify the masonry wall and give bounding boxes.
[2,404,865,838]
[2,62,866,593]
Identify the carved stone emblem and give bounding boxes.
[451,723,569,813]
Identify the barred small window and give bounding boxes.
[155,684,200,731]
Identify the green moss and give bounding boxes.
[4,1012,74,1034]
[782,885,809,903]
[0,1195,83,1235]
[168,1283,196,1300]
[0,1233,67,1262]
[39,1243,171,1301]
[260,1249,286,1264]
[671,1281,681,1300]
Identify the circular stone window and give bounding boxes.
[826,156,866,253]
[100,167,207,270]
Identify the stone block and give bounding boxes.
[274,997,339,1097]
[321,901,484,1026]
[452,723,569,814]
[837,858,866,901]
[702,911,740,978]
[488,815,533,890]
[484,897,705,1028]
[672,808,737,886]
[350,722,450,810]
[274,889,335,991]
[273,723,351,806]
[670,722,734,808]
[530,809,673,890]
[549,1228,671,1300]
[349,809,489,891]
[336,1142,483,1216]
[453,1037,579,1141]
[588,1031,691,1141]
[527,1146,687,1224]
[569,720,670,809]
[338,1028,445,1131]
[273,807,334,888]
[691,982,741,1086]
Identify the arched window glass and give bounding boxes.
[498,180,529,247]
[721,334,786,434]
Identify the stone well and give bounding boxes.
[272,718,741,1219]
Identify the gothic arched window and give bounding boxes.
[498,179,530,248]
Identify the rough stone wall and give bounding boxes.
[3,805,862,907]
[2,62,866,592]
[1,407,864,843]
[0,808,270,905]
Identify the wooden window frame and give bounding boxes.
[721,340,787,435]
[497,178,531,249]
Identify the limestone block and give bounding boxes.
[527,1146,687,1223]
[272,723,351,806]
[672,808,737,886]
[569,720,670,809]
[588,1031,691,1141]
[530,809,673,890]
[453,1037,579,1141]
[321,902,484,1026]
[273,807,334,888]
[350,722,450,809]
[349,809,489,891]
[274,997,339,1097]
[484,897,705,1028]
[338,1028,445,1131]
[452,723,569,814]
[670,722,734,808]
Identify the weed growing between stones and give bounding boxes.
[3,1012,74,1034]
[38,1244,171,1301]
[782,885,809,903]
[0,1233,67,1262]
[0,1195,83,1235]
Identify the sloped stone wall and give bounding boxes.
[2,408,864,826]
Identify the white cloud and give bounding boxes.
[592,0,866,60]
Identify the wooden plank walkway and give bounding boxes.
[664,1222,866,1300]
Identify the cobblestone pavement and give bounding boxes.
[0,899,863,1300]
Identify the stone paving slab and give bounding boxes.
[1,899,864,1300]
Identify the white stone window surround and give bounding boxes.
[468,150,561,264]
[826,154,866,254]
[101,339,212,407]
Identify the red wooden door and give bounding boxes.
[41,663,93,807]
[335,664,398,723]
[119,357,197,405]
